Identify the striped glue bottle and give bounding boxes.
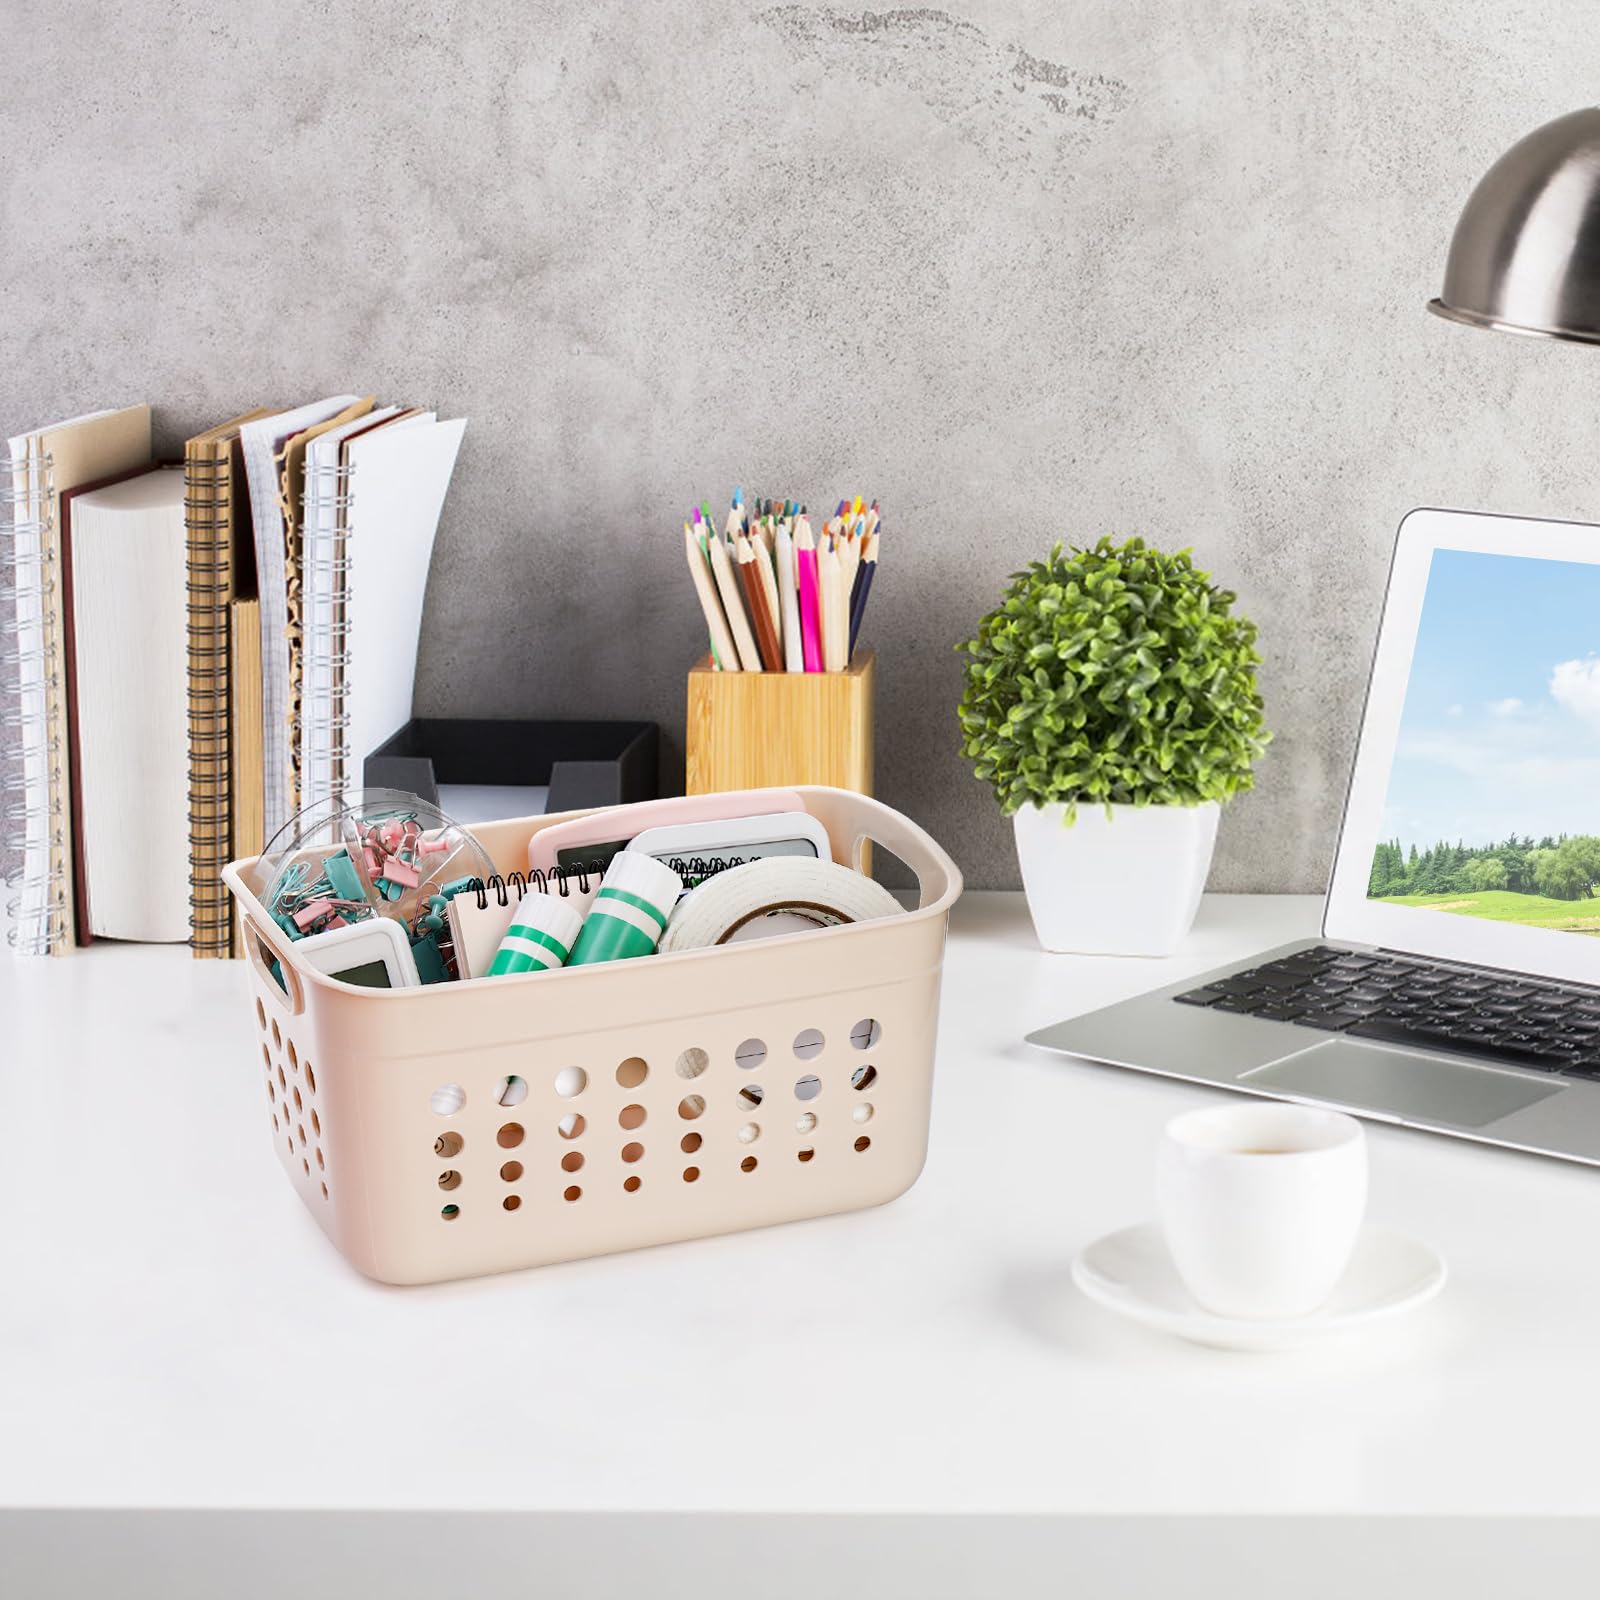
[486,891,586,978]
[566,852,683,967]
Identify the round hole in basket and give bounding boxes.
[500,1160,523,1182]
[853,1102,874,1125]
[563,1185,582,1202]
[735,1038,767,1071]
[736,1084,764,1110]
[497,1122,525,1148]
[272,1112,279,1131]
[255,999,266,1032]
[851,1018,882,1051]
[292,1086,303,1112]
[621,1141,644,1163]
[430,1083,467,1117]
[321,1182,329,1200]
[441,1204,461,1221]
[555,1067,587,1099]
[297,1123,307,1146]
[561,1151,585,1173]
[503,1194,522,1212]
[675,1047,709,1080]
[737,1122,760,1144]
[302,1157,310,1175]
[619,1103,646,1131]
[287,1040,298,1072]
[854,1135,872,1152]
[851,1065,878,1092]
[623,1175,642,1193]
[311,1109,321,1137]
[795,1112,817,1134]
[435,1131,464,1159]
[682,1166,701,1183]
[557,1113,585,1140]
[272,1020,282,1051]
[315,1147,325,1170]
[267,1081,275,1104]
[496,1075,529,1108]
[438,1170,462,1191]
[677,1095,706,1120]
[797,1147,816,1163]
[740,1155,758,1173]
[680,1132,702,1154]
[616,1056,649,1089]
[792,1028,824,1061]
[304,1063,316,1094]
[794,1075,822,1102]
[286,1136,294,1156]
[277,1065,287,1091]
[261,1044,271,1071]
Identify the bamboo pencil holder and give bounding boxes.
[686,650,875,796]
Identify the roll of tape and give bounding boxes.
[660,858,904,953]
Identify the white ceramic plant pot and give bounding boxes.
[1013,801,1221,956]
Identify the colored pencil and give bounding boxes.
[776,515,803,672]
[737,535,784,671]
[684,524,740,671]
[849,529,878,658]
[819,536,845,672]
[796,515,823,672]
[706,513,763,671]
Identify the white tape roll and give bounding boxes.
[660,858,904,953]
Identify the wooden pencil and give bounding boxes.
[737,535,784,671]
[684,524,740,671]
[707,517,763,671]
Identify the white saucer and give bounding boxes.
[1071,1223,1447,1352]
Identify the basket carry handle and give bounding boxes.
[243,913,307,1018]
[798,787,962,910]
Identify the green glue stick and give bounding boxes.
[566,852,683,967]
[486,890,586,978]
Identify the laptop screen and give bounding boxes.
[1327,509,1600,984]
[1373,547,1600,936]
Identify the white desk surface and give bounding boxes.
[5,891,1600,1524]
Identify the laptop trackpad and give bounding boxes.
[1243,1039,1563,1129]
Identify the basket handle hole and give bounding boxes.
[849,834,916,902]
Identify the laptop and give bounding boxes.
[1027,507,1600,1165]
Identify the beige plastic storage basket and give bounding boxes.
[223,787,962,1284]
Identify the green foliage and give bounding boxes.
[1370,833,1600,902]
[955,537,1269,815]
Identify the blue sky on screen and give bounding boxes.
[1383,548,1600,848]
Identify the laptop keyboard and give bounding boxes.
[1175,944,1600,1079]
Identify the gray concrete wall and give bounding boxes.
[4,1,1596,890]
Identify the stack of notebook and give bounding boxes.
[0,397,465,957]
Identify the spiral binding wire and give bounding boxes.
[466,864,602,908]
[185,450,237,956]
[300,457,357,801]
[0,450,57,951]
[464,855,749,911]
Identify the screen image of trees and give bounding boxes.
[1369,835,1600,933]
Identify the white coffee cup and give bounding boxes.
[1157,1102,1367,1319]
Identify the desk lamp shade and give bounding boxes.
[1430,108,1600,345]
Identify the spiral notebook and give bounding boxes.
[298,412,467,806]
[184,408,271,959]
[2,405,152,955]
[447,868,601,979]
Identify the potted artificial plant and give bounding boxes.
[957,537,1269,956]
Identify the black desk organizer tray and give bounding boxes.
[365,718,659,816]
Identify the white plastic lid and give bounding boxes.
[509,888,586,949]
[596,850,684,918]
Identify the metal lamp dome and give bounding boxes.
[1430,108,1600,345]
